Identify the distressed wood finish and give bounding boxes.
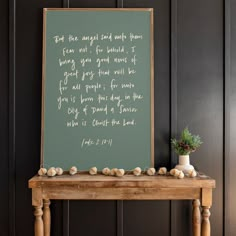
[34,206,44,236]
[29,173,215,236]
[201,206,211,236]
[193,199,201,236]
[29,172,215,189]
[43,199,51,236]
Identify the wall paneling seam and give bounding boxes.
[116,0,123,8]
[9,0,16,235]
[170,0,178,167]
[62,0,69,8]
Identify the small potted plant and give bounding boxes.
[171,127,202,172]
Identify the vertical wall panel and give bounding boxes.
[170,0,178,168]
[123,201,170,236]
[69,0,116,8]
[124,0,171,169]
[65,2,118,236]
[177,0,223,235]
[123,1,170,236]
[224,0,231,235]
[14,0,62,235]
[69,201,117,236]
[0,0,9,235]
[170,0,179,234]
[227,0,236,234]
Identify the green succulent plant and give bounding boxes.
[171,127,203,155]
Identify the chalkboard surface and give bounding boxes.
[41,8,154,170]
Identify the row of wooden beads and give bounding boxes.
[38,166,197,178]
[38,166,81,176]
[89,167,159,176]
[38,166,160,177]
[38,167,63,176]
[169,168,197,178]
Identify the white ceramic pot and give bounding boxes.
[175,155,194,173]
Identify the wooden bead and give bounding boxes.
[69,166,77,175]
[170,168,175,176]
[170,168,179,176]
[102,167,111,176]
[174,169,181,177]
[47,167,56,177]
[178,171,185,179]
[158,167,167,175]
[38,168,47,176]
[89,167,97,175]
[188,169,197,178]
[55,167,63,176]
[116,169,125,177]
[110,168,118,176]
[147,167,156,176]
[133,167,142,176]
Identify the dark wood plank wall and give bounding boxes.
[227,0,236,235]
[176,1,224,235]
[0,0,9,235]
[1,0,235,235]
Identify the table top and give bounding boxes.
[29,172,216,189]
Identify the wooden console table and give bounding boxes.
[29,173,215,236]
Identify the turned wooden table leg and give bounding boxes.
[201,206,211,236]
[34,205,44,236]
[43,199,51,236]
[192,199,201,236]
[201,188,212,236]
[32,188,44,236]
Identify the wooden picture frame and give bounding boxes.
[41,8,154,170]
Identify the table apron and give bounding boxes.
[41,187,201,200]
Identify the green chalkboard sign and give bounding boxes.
[41,8,154,170]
